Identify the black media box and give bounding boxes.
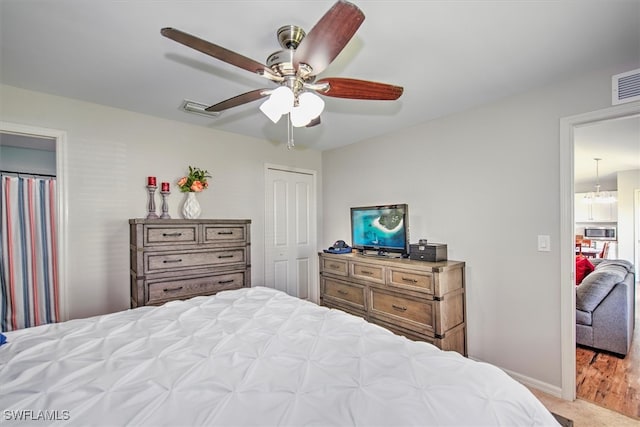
[409,243,447,262]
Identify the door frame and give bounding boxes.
[559,101,640,400]
[264,163,319,302]
[0,121,69,321]
[635,189,640,277]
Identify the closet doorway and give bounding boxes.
[0,122,68,327]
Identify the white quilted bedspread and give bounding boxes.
[0,287,559,426]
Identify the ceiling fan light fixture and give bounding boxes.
[259,86,295,123]
[300,91,324,118]
[290,92,325,127]
[163,1,404,148]
[290,105,310,127]
[259,100,283,123]
[270,86,295,114]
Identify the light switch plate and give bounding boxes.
[538,235,551,252]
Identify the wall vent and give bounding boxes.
[612,68,640,105]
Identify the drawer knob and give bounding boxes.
[329,264,341,269]
[217,231,234,235]
[162,232,182,237]
[217,254,234,259]
[163,259,183,263]
[392,304,408,312]
[163,286,184,292]
[218,279,235,285]
[361,270,373,275]
[401,277,418,283]
[337,289,349,295]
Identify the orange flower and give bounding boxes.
[190,181,204,192]
[177,166,211,192]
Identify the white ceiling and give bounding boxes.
[1,0,639,157]
[574,114,640,189]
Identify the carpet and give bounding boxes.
[552,412,574,427]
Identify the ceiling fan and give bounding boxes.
[161,0,403,148]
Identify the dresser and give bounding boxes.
[129,219,251,308]
[319,252,466,355]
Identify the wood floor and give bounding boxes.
[576,291,639,419]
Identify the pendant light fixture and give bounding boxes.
[583,158,616,204]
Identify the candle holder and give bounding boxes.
[160,190,171,219]
[146,185,159,219]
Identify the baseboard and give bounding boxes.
[468,356,563,398]
[504,367,563,397]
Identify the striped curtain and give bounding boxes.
[0,175,58,331]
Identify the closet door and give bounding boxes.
[264,166,317,301]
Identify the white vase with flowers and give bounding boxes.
[177,166,210,219]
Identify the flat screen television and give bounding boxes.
[350,204,409,256]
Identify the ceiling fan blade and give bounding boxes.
[315,77,403,100]
[161,27,278,79]
[293,1,364,75]
[306,116,321,127]
[205,89,270,112]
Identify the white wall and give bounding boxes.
[0,84,322,320]
[321,64,631,392]
[617,169,640,263]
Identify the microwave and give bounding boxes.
[584,227,616,240]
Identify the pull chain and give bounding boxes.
[287,113,294,150]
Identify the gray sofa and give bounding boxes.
[576,259,635,356]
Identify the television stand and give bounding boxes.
[318,252,467,355]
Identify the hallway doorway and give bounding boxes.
[560,102,640,402]
[572,115,640,417]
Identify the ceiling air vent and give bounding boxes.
[612,68,640,105]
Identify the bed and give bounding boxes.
[0,286,559,426]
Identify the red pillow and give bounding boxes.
[575,255,595,285]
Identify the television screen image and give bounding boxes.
[351,204,408,255]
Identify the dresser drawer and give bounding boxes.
[131,219,251,309]
[204,225,246,243]
[320,256,349,276]
[317,252,466,356]
[145,248,245,273]
[146,272,245,305]
[388,267,434,294]
[144,225,198,246]
[369,288,434,331]
[321,277,365,310]
[368,317,435,344]
[351,261,385,284]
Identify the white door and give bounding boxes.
[265,166,317,301]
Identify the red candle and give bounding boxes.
[147,176,157,186]
[161,182,170,192]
